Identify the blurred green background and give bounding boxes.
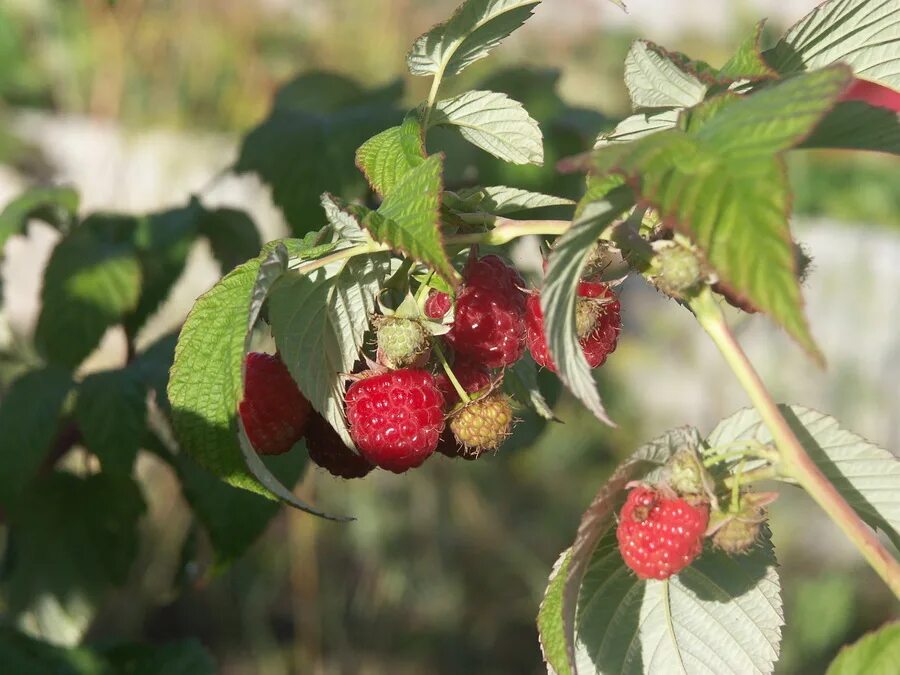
[0,1,897,674]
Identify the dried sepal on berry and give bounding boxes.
[709,491,777,555]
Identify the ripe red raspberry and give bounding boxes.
[305,413,373,479]
[424,290,452,319]
[434,361,492,408]
[525,281,620,372]
[239,352,312,455]
[344,368,444,473]
[446,255,527,368]
[616,485,709,580]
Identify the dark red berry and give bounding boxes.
[305,413,373,479]
[434,360,492,408]
[424,290,452,319]
[616,485,709,580]
[525,281,620,372]
[344,369,444,473]
[239,352,311,455]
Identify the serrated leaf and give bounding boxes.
[2,472,145,645]
[199,206,262,271]
[407,0,541,78]
[269,250,400,450]
[431,90,544,165]
[561,427,702,673]
[234,74,402,236]
[36,229,142,368]
[826,621,900,675]
[321,194,368,243]
[573,527,782,674]
[130,332,178,415]
[0,626,106,674]
[363,154,457,284]
[100,640,216,675]
[0,186,79,248]
[594,109,680,148]
[0,366,72,508]
[624,41,708,110]
[801,100,900,154]
[75,368,147,475]
[765,0,900,89]
[718,21,777,81]
[452,185,574,214]
[592,68,853,360]
[505,356,555,420]
[707,405,900,548]
[538,549,573,675]
[355,115,426,197]
[542,186,633,426]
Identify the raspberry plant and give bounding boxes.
[1,0,899,671]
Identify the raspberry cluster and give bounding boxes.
[241,252,624,478]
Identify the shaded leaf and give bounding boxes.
[801,100,900,154]
[537,550,572,675]
[718,21,777,81]
[199,206,262,271]
[505,356,555,420]
[826,621,900,675]
[0,186,79,248]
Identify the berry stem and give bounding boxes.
[431,340,471,405]
[702,444,778,468]
[445,218,570,246]
[690,287,900,598]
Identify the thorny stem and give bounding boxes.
[690,287,900,598]
[431,340,470,405]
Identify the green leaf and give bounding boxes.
[430,90,544,165]
[707,405,900,548]
[407,0,541,78]
[595,110,680,147]
[36,229,142,368]
[0,627,105,675]
[542,186,633,425]
[538,549,573,675]
[168,257,266,495]
[173,438,308,567]
[355,115,426,197]
[765,0,900,89]
[573,528,782,674]
[75,368,147,475]
[623,41,708,109]
[0,186,79,249]
[362,154,457,284]
[0,366,72,508]
[234,74,402,236]
[2,472,145,645]
[826,621,900,675]
[592,67,853,359]
[800,100,900,154]
[269,251,401,452]
[450,185,574,215]
[100,640,216,675]
[718,21,777,81]
[561,427,703,672]
[504,356,555,420]
[199,206,262,271]
[129,332,178,415]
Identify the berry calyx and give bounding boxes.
[305,413,373,479]
[616,485,709,580]
[376,316,429,369]
[666,448,713,498]
[446,255,527,368]
[710,491,775,555]
[448,393,514,459]
[525,282,620,372]
[239,352,311,456]
[344,368,444,473]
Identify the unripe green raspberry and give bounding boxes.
[651,242,703,297]
[666,448,711,497]
[376,317,429,370]
[449,393,514,458]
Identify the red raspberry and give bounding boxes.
[616,485,709,580]
[434,360,492,408]
[239,352,311,455]
[305,413,373,479]
[344,368,444,473]
[445,255,528,368]
[424,290,452,319]
[525,281,620,372]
